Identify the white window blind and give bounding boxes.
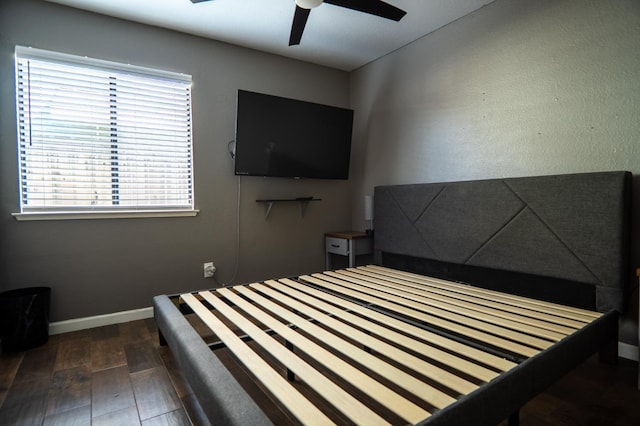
[14,46,194,215]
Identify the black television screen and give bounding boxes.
[234,90,354,179]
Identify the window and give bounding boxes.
[14,46,195,219]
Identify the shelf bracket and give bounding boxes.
[299,200,310,218]
[263,202,274,219]
[255,198,321,220]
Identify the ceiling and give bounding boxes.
[46,0,495,71]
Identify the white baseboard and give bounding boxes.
[49,306,154,335]
[619,341,639,362]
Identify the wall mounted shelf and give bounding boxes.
[255,197,321,219]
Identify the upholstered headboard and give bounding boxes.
[374,171,631,313]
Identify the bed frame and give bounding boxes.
[154,171,631,425]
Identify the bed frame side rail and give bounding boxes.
[417,310,618,426]
[153,294,273,426]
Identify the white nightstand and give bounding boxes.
[325,231,373,270]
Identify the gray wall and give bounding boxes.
[0,0,351,321]
[349,0,640,344]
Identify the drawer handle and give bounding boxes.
[331,244,340,248]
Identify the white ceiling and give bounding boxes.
[46,0,495,71]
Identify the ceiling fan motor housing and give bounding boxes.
[295,0,324,9]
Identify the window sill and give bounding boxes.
[12,209,199,221]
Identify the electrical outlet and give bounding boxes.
[203,262,216,278]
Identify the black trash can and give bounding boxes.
[0,287,51,352]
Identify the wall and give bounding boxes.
[0,0,351,321]
[349,0,640,344]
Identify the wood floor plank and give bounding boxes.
[56,329,91,344]
[130,366,183,421]
[91,324,121,341]
[92,338,127,372]
[124,340,164,374]
[0,374,51,410]
[2,347,56,410]
[119,319,154,344]
[46,365,91,417]
[141,408,191,426]
[54,335,91,372]
[91,365,136,419]
[158,346,192,400]
[497,357,640,426]
[12,346,57,384]
[145,318,159,336]
[0,395,47,425]
[92,405,142,426]
[0,352,23,408]
[42,403,91,426]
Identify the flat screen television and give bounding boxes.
[234,90,354,179]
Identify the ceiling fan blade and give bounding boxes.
[289,6,311,46]
[190,0,215,3]
[324,0,406,21]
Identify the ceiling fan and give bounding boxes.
[288,0,407,46]
[190,0,407,46]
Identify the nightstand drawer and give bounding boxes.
[325,237,348,255]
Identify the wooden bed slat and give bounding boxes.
[300,274,541,358]
[262,279,500,383]
[278,278,517,373]
[330,270,570,342]
[316,271,553,349]
[219,287,437,423]
[245,282,475,398]
[364,265,600,321]
[162,262,611,426]
[344,268,585,332]
[196,290,393,426]
[179,293,337,426]
[199,291,396,425]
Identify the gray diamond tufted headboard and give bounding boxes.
[374,171,631,313]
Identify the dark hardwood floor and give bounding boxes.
[0,318,638,425]
[497,355,639,426]
[0,319,201,426]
